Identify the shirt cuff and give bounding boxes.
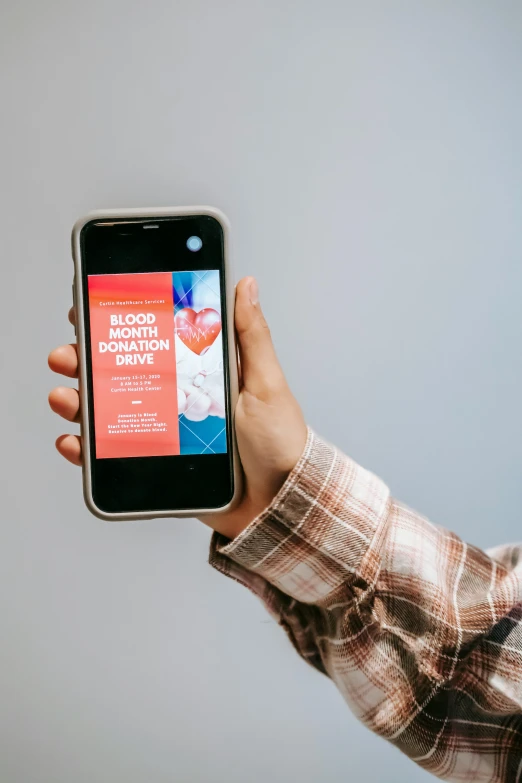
[209,428,391,606]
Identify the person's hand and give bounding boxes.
[48,277,307,540]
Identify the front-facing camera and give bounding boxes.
[187,236,203,252]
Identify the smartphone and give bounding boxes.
[71,207,241,520]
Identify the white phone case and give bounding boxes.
[71,206,242,521]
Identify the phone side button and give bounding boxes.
[72,283,77,335]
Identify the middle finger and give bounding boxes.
[48,386,80,422]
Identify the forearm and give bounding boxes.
[210,430,522,782]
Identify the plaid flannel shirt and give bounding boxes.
[210,430,522,782]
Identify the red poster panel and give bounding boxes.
[88,273,180,458]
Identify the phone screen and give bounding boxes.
[80,215,235,514]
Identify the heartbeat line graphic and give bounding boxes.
[175,325,213,341]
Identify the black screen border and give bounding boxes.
[79,214,235,514]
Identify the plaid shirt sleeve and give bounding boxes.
[209,429,522,782]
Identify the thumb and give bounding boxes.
[234,277,287,399]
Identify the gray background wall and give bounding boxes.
[1,1,521,781]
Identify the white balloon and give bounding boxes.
[184,390,211,422]
[177,387,187,414]
[206,379,225,418]
[177,376,197,396]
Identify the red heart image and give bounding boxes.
[175,308,222,355]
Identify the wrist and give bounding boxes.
[201,497,264,540]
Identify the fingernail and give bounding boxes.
[249,278,259,306]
